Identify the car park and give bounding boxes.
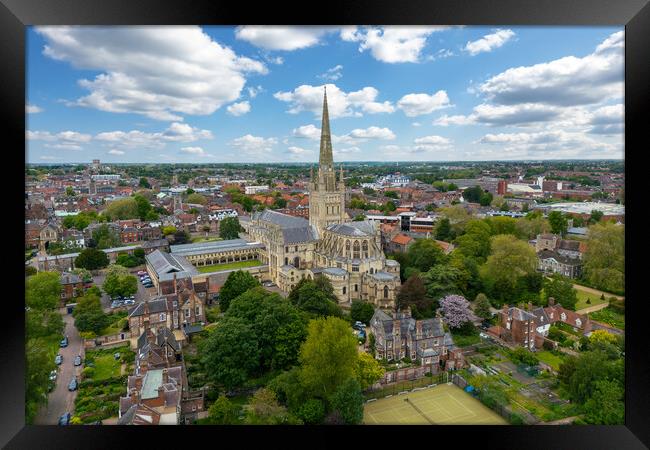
[55,354,63,365]
[68,378,78,391]
[59,413,71,426]
[74,355,82,366]
[60,336,68,348]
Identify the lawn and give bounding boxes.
[191,236,223,243]
[535,350,565,371]
[196,259,263,273]
[451,332,481,348]
[364,383,507,425]
[575,290,609,311]
[589,307,625,330]
[93,354,122,380]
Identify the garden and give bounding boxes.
[589,307,625,330]
[71,344,135,424]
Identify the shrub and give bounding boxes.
[82,367,95,379]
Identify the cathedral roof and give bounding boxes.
[326,221,376,237]
[253,209,318,243]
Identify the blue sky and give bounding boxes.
[26,26,624,164]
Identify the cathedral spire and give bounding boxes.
[319,86,334,169]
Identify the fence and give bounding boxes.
[365,372,449,401]
[451,373,538,425]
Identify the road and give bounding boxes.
[34,312,84,425]
[572,283,624,301]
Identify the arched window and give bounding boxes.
[294,256,300,268]
[353,241,360,259]
[355,284,358,292]
[345,240,351,256]
[343,286,347,295]
[362,240,369,258]
[383,285,389,298]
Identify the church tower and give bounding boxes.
[309,87,347,236]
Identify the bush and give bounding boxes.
[82,367,95,379]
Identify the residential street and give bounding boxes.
[34,312,84,425]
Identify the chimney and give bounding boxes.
[173,273,177,294]
[548,297,555,306]
[131,388,139,403]
[162,368,169,384]
[416,321,423,338]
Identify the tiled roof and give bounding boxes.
[326,221,376,237]
[391,234,413,245]
[538,250,582,266]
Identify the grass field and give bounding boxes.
[363,383,507,425]
[535,350,565,371]
[93,354,122,380]
[191,237,223,243]
[575,290,608,311]
[196,259,263,273]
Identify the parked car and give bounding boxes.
[143,283,154,288]
[58,412,71,426]
[49,370,57,382]
[68,378,78,391]
[137,271,147,276]
[74,355,82,366]
[60,336,68,348]
[114,352,121,360]
[124,299,135,305]
[55,354,63,365]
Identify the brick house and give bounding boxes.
[60,272,84,303]
[387,233,414,253]
[370,309,463,374]
[119,366,183,425]
[544,298,592,334]
[135,325,183,376]
[535,233,584,278]
[121,226,140,244]
[499,306,537,350]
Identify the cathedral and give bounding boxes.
[247,88,401,309]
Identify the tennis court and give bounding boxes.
[364,383,507,425]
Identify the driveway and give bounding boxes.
[34,312,84,425]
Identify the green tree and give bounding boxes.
[479,192,493,206]
[407,238,446,272]
[162,225,177,236]
[208,395,240,424]
[544,274,578,310]
[133,194,155,221]
[219,270,260,312]
[462,186,484,203]
[288,278,342,318]
[548,211,568,236]
[454,220,492,260]
[299,316,359,399]
[329,377,365,424]
[558,350,623,405]
[583,222,624,293]
[104,197,139,220]
[480,234,538,304]
[25,338,55,423]
[384,190,399,199]
[296,398,325,425]
[172,230,190,244]
[219,216,242,240]
[583,380,624,424]
[102,265,138,298]
[473,293,492,320]
[92,224,121,249]
[202,316,260,390]
[422,265,464,302]
[350,301,375,324]
[73,291,110,334]
[246,388,299,424]
[26,271,62,310]
[396,273,434,318]
[355,352,385,390]
[65,186,75,197]
[187,193,207,205]
[435,217,452,241]
[589,210,604,224]
[138,177,151,189]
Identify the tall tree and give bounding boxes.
[207,395,240,424]
[104,197,139,220]
[218,270,260,312]
[543,274,578,310]
[102,264,138,298]
[329,377,365,425]
[396,274,432,316]
[435,217,452,241]
[26,271,62,310]
[202,316,260,390]
[548,211,568,236]
[355,352,385,390]
[407,238,446,272]
[350,301,375,324]
[299,317,359,399]
[583,222,624,293]
[219,216,242,240]
[439,294,474,329]
[473,293,492,320]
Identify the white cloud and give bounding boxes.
[235,26,336,51]
[180,146,214,157]
[37,26,267,121]
[412,135,453,153]
[93,122,212,150]
[412,122,422,127]
[334,146,361,157]
[397,91,451,117]
[464,29,515,56]
[247,85,263,98]
[230,134,277,156]
[318,65,343,81]
[286,146,312,155]
[26,103,43,113]
[341,26,449,63]
[434,103,561,127]
[227,101,251,116]
[39,155,60,160]
[27,130,92,150]
[275,84,394,118]
[292,124,395,145]
[588,104,624,135]
[108,149,125,155]
[478,31,623,107]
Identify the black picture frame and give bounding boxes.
[3,0,648,448]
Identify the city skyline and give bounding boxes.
[26,26,624,164]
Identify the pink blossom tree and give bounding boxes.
[439,294,474,329]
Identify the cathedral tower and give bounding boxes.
[309,87,347,236]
